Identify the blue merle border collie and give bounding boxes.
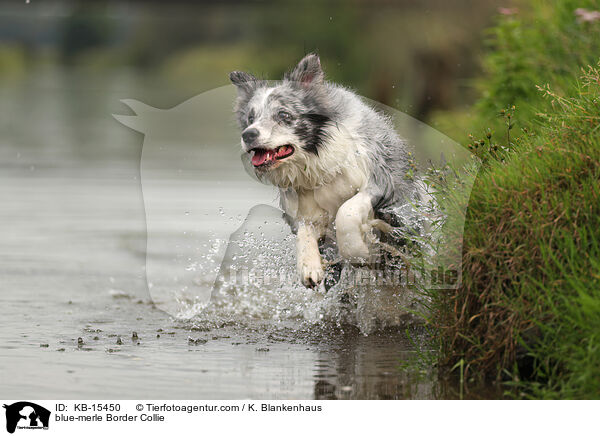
[230,53,420,288]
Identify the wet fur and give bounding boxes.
[230,54,418,287]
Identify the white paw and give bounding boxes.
[298,258,324,288]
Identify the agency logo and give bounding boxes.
[3,402,50,434]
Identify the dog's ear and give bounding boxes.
[229,71,259,96]
[287,53,324,87]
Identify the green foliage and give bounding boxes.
[433,0,600,398]
[435,0,600,144]
[479,0,600,122]
[0,44,27,77]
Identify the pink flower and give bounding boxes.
[498,7,518,15]
[575,8,600,23]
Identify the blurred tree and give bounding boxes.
[60,3,112,63]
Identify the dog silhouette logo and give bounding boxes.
[3,402,50,433]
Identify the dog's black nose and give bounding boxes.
[242,128,259,145]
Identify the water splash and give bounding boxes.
[174,201,434,335]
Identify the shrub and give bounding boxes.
[432,0,600,398]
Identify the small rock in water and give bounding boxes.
[156,334,160,338]
[132,331,139,340]
[40,343,49,348]
[77,337,84,346]
[256,347,270,352]
[116,337,123,345]
[188,337,208,345]
[57,348,65,352]
[93,336,99,341]
[108,289,132,299]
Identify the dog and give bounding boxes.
[230,53,420,288]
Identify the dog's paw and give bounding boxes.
[298,259,324,288]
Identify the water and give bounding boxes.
[0,67,494,399]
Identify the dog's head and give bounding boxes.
[229,54,335,187]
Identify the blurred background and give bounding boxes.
[0,0,509,178]
[1,0,506,117]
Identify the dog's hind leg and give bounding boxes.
[335,191,375,264]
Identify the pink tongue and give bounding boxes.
[252,149,268,166]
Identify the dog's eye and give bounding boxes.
[247,113,255,125]
[278,111,293,123]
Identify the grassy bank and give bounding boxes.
[431,0,600,398]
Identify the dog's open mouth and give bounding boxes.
[250,145,295,167]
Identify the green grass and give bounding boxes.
[430,0,600,398]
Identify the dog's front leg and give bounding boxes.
[296,192,328,288]
[335,191,374,263]
[296,222,324,287]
